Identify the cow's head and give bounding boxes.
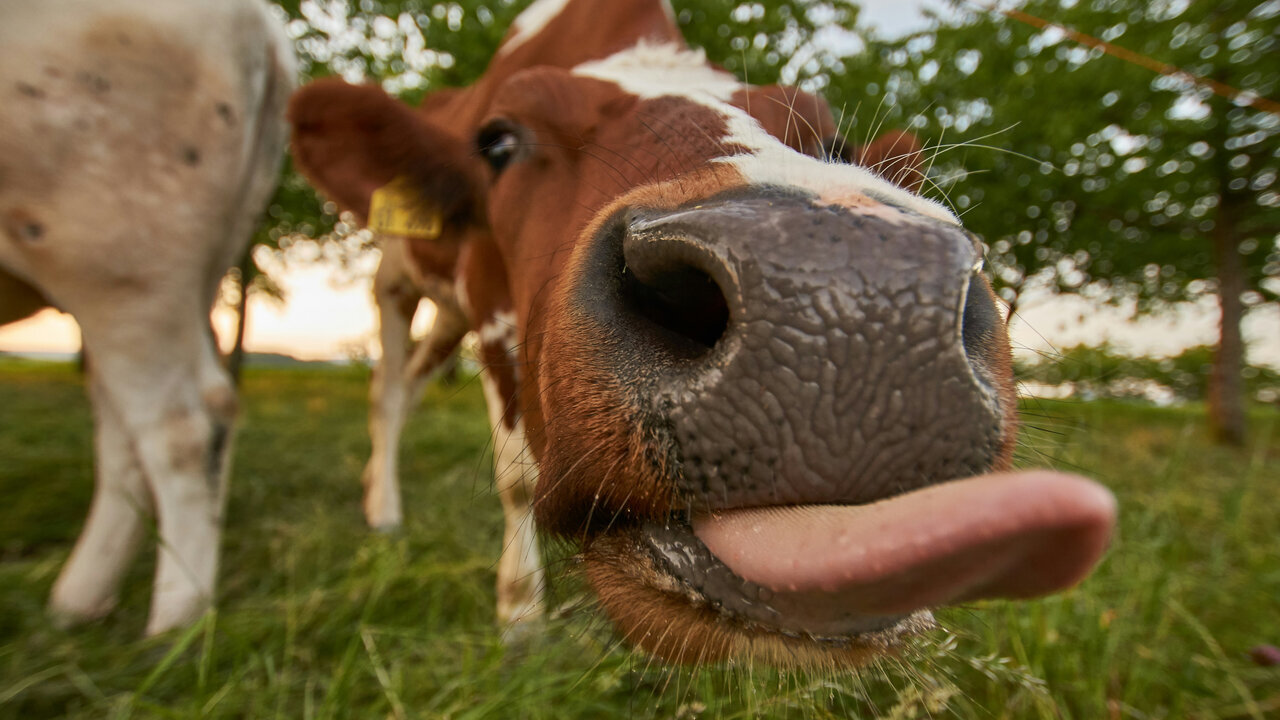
[290,41,1115,668]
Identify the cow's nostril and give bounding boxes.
[620,261,728,354]
[618,233,730,358]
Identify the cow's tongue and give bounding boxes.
[691,471,1115,617]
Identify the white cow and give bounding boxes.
[0,0,294,635]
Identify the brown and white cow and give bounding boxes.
[290,0,1115,667]
[0,0,294,635]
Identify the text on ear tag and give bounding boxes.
[368,177,443,239]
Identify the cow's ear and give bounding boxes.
[826,129,925,193]
[287,78,478,225]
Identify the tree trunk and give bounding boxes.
[1208,192,1246,446]
[226,250,253,385]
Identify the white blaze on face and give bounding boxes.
[573,43,959,226]
[574,42,741,103]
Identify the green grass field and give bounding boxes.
[1,358,1276,719]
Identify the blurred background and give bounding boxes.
[2,3,1277,718]
[1,0,1276,442]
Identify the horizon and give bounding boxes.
[4,248,1278,370]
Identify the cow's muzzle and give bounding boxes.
[541,188,1113,665]
[610,190,1008,509]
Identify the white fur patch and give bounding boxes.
[575,42,741,102]
[477,309,518,351]
[500,0,572,56]
[574,43,958,226]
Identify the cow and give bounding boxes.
[289,0,1116,667]
[0,0,294,635]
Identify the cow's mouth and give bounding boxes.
[580,470,1115,668]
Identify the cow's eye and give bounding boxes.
[476,121,524,174]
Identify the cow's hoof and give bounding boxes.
[48,604,109,631]
[48,592,117,629]
[144,598,211,637]
[363,495,403,531]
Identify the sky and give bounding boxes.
[857,0,953,37]
[2,0,1277,368]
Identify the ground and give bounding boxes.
[0,358,1276,719]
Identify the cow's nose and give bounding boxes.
[576,190,1009,511]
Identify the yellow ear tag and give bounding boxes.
[367,177,443,239]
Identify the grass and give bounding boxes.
[0,357,1277,718]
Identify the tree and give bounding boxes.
[1014,343,1280,404]
[827,0,1278,444]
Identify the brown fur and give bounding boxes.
[845,129,926,193]
[731,85,838,159]
[982,280,1021,466]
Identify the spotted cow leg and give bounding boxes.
[142,331,237,636]
[48,304,235,636]
[362,245,424,530]
[48,375,153,625]
[477,322,545,639]
[362,242,470,529]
